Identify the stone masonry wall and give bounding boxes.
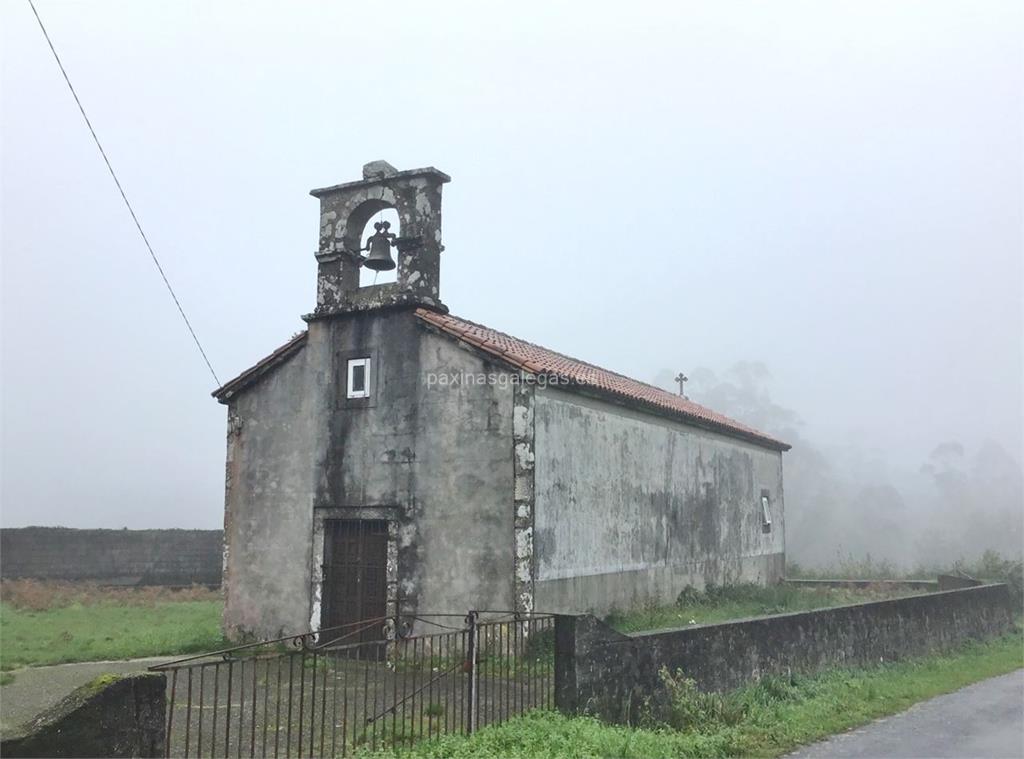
[0,672,165,758]
[1,527,222,586]
[554,584,1016,723]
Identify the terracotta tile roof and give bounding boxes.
[415,309,790,451]
[213,309,789,451]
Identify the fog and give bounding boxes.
[654,363,1023,567]
[2,2,1021,566]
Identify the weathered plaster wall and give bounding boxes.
[554,584,1016,723]
[534,388,784,615]
[0,528,221,586]
[223,310,516,640]
[222,327,329,640]
[224,303,788,637]
[313,311,514,619]
[409,328,515,614]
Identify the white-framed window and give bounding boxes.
[761,494,772,529]
[347,358,371,399]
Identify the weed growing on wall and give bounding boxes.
[653,668,748,731]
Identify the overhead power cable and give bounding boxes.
[27,0,221,386]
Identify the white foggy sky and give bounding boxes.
[1,1,1021,528]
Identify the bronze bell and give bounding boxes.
[363,221,397,271]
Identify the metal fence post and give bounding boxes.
[466,610,478,734]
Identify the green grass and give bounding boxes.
[364,630,1024,758]
[0,600,226,670]
[606,582,916,634]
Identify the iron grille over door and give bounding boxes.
[322,519,388,643]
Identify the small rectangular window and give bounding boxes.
[347,358,370,399]
[761,493,772,531]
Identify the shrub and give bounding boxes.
[966,551,1023,611]
[602,606,624,627]
[739,672,802,707]
[790,549,1023,601]
[788,552,902,580]
[674,582,811,615]
[657,668,746,731]
[676,585,703,607]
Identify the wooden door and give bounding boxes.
[321,519,388,644]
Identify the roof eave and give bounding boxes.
[415,317,790,452]
[573,384,792,451]
[211,332,309,404]
[538,378,790,452]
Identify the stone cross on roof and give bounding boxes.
[674,372,688,400]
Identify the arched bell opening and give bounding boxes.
[357,208,401,287]
[340,197,403,288]
[312,163,449,315]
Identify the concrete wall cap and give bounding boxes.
[310,166,452,198]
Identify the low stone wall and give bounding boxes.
[937,574,982,591]
[1,527,222,586]
[783,578,939,591]
[0,672,166,758]
[554,584,1016,723]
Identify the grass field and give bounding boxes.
[0,580,225,670]
[3,578,1020,757]
[362,629,1024,758]
[0,579,948,670]
[605,582,916,634]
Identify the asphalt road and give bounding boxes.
[788,669,1024,759]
